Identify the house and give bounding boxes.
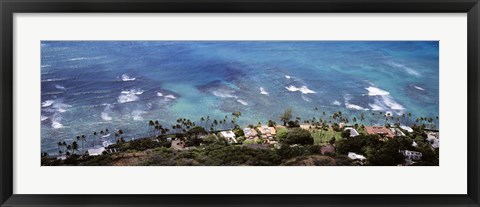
[400,125,414,133]
[365,126,395,138]
[171,140,185,150]
[243,128,258,139]
[348,152,366,161]
[257,126,277,139]
[390,128,406,137]
[425,130,439,148]
[220,130,237,143]
[344,127,359,137]
[400,150,422,165]
[87,147,105,156]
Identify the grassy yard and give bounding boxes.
[311,128,343,145]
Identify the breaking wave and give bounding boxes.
[42,100,55,107]
[118,89,143,103]
[366,86,390,96]
[121,74,136,81]
[259,87,269,95]
[285,85,316,94]
[237,99,248,106]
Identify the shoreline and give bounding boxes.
[42,110,440,166]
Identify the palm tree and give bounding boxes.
[66,145,72,156]
[360,112,365,126]
[57,142,62,155]
[72,141,79,155]
[200,117,205,129]
[407,112,412,126]
[91,133,96,147]
[371,112,375,125]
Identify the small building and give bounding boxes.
[87,147,105,156]
[348,152,366,161]
[344,127,359,137]
[400,150,423,161]
[257,126,277,139]
[365,126,395,138]
[243,128,258,139]
[56,155,67,160]
[220,130,237,143]
[400,125,414,133]
[425,130,439,149]
[390,128,406,137]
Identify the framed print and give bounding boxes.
[1,0,479,206]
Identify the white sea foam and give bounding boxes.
[259,87,269,95]
[237,99,248,106]
[101,112,112,121]
[157,92,163,97]
[51,114,63,129]
[368,96,405,115]
[387,62,421,77]
[121,74,136,81]
[285,85,316,94]
[212,90,237,98]
[285,75,291,79]
[68,56,104,61]
[41,78,67,82]
[382,96,405,110]
[41,115,49,121]
[118,94,139,103]
[55,84,66,90]
[346,103,366,110]
[332,100,342,106]
[121,89,144,95]
[118,89,143,103]
[42,100,55,107]
[413,85,425,91]
[301,95,312,102]
[365,86,390,96]
[164,95,176,99]
[132,110,146,121]
[101,104,113,121]
[102,133,111,138]
[344,95,367,111]
[41,65,51,68]
[52,102,71,113]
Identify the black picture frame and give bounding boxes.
[1,0,479,206]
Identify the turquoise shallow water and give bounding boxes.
[41,41,439,154]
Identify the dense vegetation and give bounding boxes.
[42,109,439,166]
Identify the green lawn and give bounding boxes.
[311,128,342,145]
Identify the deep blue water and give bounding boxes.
[41,41,439,154]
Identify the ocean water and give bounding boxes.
[41,41,439,154]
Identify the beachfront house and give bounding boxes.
[400,150,423,165]
[425,130,439,148]
[257,126,277,140]
[220,130,238,144]
[348,152,366,161]
[365,126,395,138]
[243,127,258,139]
[87,147,105,156]
[344,127,359,137]
[400,125,414,133]
[390,127,406,137]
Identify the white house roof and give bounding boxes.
[220,131,236,138]
[348,152,366,160]
[344,127,359,137]
[400,126,414,133]
[88,147,105,156]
